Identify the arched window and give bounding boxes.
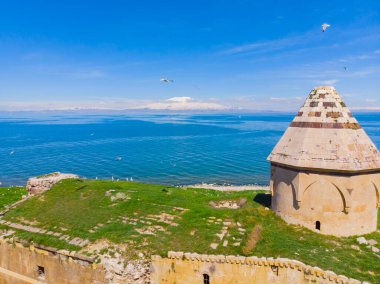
[315,221,321,231]
[203,273,210,284]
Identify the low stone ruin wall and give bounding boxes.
[151,251,365,284]
[0,238,106,284]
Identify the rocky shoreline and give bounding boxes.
[186,183,270,191]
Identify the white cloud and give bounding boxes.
[136,97,228,111]
[341,92,355,98]
[357,55,370,60]
[317,79,339,85]
[219,27,341,56]
[347,68,380,78]
[0,97,229,112]
[220,33,309,55]
[0,99,142,111]
[51,69,107,79]
[166,97,193,103]
[222,42,275,55]
[2,94,378,113]
[269,97,304,104]
[351,106,380,111]
[270,97,289,102]
[70,70,106,79]
[365,98,378,103]
[219,26,380,63]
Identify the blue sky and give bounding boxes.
[0,0,379,111]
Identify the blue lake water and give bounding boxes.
[0,113,379,187]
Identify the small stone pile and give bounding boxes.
[356,237,379,253]
[209,198,246,209]
[84,240,151,283]
[105,190,131,202]
[26,172,79,195]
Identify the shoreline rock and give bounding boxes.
[186,183,270,191]
[26,172,79,195]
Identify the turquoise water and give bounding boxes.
[1,113,379,186]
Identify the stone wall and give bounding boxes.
[0,238,106,284]
[270,164,379,236]
[151,252,365,284]
[0,243,368,283]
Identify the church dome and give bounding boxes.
[267,86,380,172]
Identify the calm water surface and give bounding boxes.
[0,113,379,186]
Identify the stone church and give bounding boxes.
[268,86,380,236]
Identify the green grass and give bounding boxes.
[0,224,80,251]
[0,187,27,210]
[1,179,379,283]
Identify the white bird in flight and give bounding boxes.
[160,77,174,83]
[321,23,330,32]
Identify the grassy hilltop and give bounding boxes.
[0,179,379,283]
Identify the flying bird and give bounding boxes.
[344,66,347,71]
[160,77,174,83]
[321,23,330,32]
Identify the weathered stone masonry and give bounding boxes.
[268,86,380,237]
[151,252,365,284]
[0,238,106,284]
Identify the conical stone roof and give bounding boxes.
[267,86,380,172]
